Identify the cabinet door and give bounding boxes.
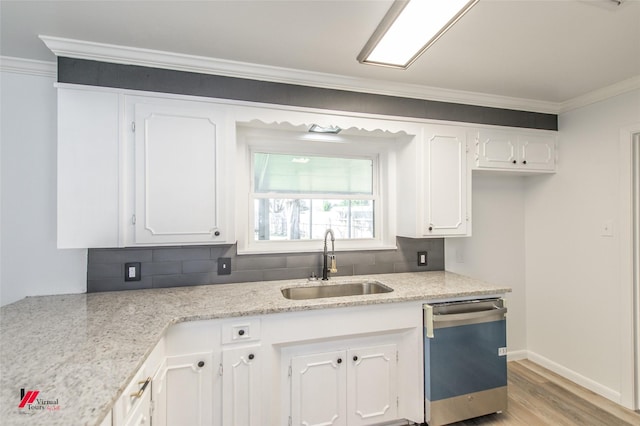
[132,101,228,245]
[221,346,262,426]
[423,126,468,236]
[291,350,347,426]
[475,131,519,169]
[347,345,398,426]
[164,352,213,426]
[518,134,555,171]
[57,88,121,248]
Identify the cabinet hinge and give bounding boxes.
[218,363,223,376]
[396,351,399,363]
[131,121,136,132]
[132,214,136,225]
[396,396,399,409]
[288,416,292,426]
[149,399,154,420]
[288,365,292,378]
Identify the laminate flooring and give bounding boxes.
[449,359,640,426]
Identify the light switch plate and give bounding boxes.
[218,257,231,275]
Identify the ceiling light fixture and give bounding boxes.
[357,0,479,69]
[308,124,342,134]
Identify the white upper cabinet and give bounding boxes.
[474,129,556,172]
[126,98,234,245]
[57,87,121,248]
[57,85,236,248]
[397,124,470,238]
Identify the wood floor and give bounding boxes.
[449,359,640,426]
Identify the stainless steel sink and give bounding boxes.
[281,281,393,300]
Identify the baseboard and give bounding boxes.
[507,349,528,361]
[526,351,622,404]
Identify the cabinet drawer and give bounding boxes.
[112,338,164,425]
[221,318,261,344]
[112,364,151,425]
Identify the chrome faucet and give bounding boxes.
[322,229,337,280]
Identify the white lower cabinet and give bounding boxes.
[112,339,165,426]
[347,345,398,426]
[289,344,398,426]
[161,352,214,426]
[290,350,347,426]
[221,345,262,426]
[109,303,423,426]
[123,386,151,426]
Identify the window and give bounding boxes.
[253,153,376,241]
[237,125,397,254]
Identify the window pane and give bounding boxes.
[254,199,374,241]
[254,153,373,194]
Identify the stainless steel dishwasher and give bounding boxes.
[423,298,507,426]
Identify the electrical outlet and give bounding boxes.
[124,262,141,282]
[417,251,428,266]
[218,257,231,275]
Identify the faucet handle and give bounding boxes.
[329,255,337,273]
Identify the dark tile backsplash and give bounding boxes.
[87,237,444,292]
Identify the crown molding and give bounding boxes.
[39,35,560,114]
[559,75,640,113]
[0,56,56,78]
[38,35,640,115]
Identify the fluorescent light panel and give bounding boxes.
[358,0,479,69]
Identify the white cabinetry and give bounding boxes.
[290,350,346,426]
[112,339,165,426]
[109,302,422,426]
[290,344,397,426]
[473,129,556,172]
[347,345,398,426]
[127,98,233,245]
[56,85,235,248]
[57,87,121,248]
[397,124,470,237]
[158,317,263,426]
[161,352,214,426]
[220,318,262,426]
[221,345,262,426]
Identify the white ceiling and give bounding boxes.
[1,0,639,109]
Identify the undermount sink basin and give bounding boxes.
[281,281,393,300]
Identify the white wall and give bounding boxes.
[525,88,640,406]
[445,174,527,356]
[0,69,87,306]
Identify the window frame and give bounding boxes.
[236,125,397,254]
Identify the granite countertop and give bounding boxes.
[0,271,510,425]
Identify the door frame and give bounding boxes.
[619,124,640,410]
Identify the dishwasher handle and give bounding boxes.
[424,303,507,338]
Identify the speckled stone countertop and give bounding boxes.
[0,271,510,425]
